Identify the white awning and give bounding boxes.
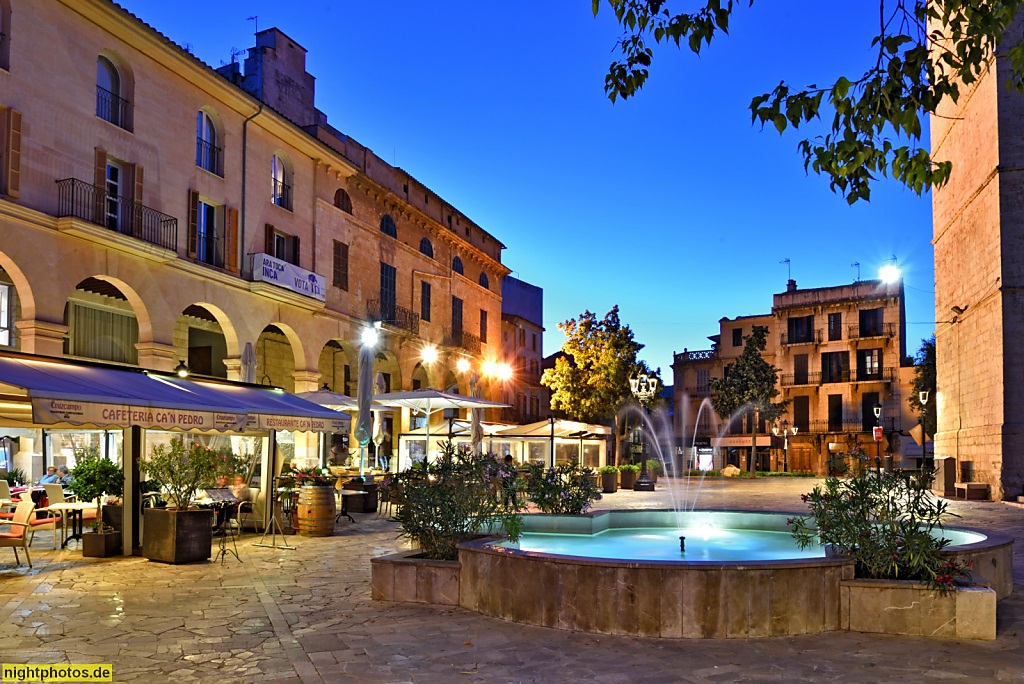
[0,352,350,433]
[496,419,611,439]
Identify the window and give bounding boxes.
[333,241,348,290]
[271,155,291,210]
[794,354,808,385]
[787,315,815,344]
[380,262,396,321]
[532,333,536,351]
[419,237,433,258]
[0,281,11,346]
[696,368,710,395]
[821,351,849,383]
[196,199,221,267]
[859,307,883,337]
[421,281,431,322]
[452,296,463,333]
[452,256,463,275]
[530,359,539,374]
[732,328,742,346]
[857,348,882,381]
[104,161,123,232]
[518,328,525,346]
[96,56,127,128]
[862,392,880,433]
[380,214,397,238]
[2,107,21,199]
[264,224,299,265]
[333,188,352,213]
[0,1,12,71]
[480,309,488,344]
[188,191,237,271]
[828,395,843,432]
[828,312,842,341]
[196,111,221,175]
[792,395,809,432]
[479,272,489,289]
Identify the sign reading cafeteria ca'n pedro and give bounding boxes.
[32,398,246,432]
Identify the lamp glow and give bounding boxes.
[482,360,497,377]
[361,327,379,347]
[174,360,190,378]
[456,358,470,373]
[497,363,512,381]
[422,345,438,364]
[880,264,901,283]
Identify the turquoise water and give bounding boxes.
[491,525,987,563]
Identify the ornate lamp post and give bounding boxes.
[873,401,883,474]
[773,419,798,472]
[629,372,658,492]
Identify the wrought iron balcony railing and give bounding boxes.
[854,367,897,384]
[196,137,224,177]
[96,85,130,130]
[806,417,899,434]
[367,298,420,335]
[272,178,292,210]
[56,178,178,252]
[848,322,896,340]
[443,327,482,354]
[821,368,851,384]
[780,372,822,387]
[781,329,822,346]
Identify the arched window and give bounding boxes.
[196,111,221,175]
[0,0,12,71]
[334,188,352,213]
[380,214,397,238]
[419,237,433,258]
[271,154,291,210]
[452,256,464,275]
[96,56,124,127]
[478,272,489,290]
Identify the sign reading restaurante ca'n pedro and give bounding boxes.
[252,252,326,302]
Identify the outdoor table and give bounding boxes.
[45,502,98,548]
[337,490,366,523]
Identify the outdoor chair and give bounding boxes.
[0,501,36,568]
[238,491,266,534]
[23,490,64,550]
[0,481,14,520]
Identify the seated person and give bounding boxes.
[39,466,59,484]
[56,465,73,486]
[229,475,251,503]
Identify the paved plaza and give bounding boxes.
[1,478,1023,683]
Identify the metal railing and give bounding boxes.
[196,137,224,177]
[367,298,420,335]
[56,178,177,252]
[806,417,899,434]
[674,348,717,362]
[272,178,292,210]
[848,322,896,340]
[821,368,851,384]
[855,367,897,384]
[443,327,482,354]
[194,229,226,269]
[781,329,822,346]
[780,372,822,387]
[96,85,130,129]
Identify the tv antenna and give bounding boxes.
[851,261,860,281]
[780,258,791,281]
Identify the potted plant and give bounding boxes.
[618,463,639,490]
[68,448,124,558]
[645,459,663,485]
[598,465,619,493]
[138,437,219,564]
[291,465,336,536]
[523,463,602,514]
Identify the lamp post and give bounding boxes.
[773,419,798,472]
[873,401,883,475]
[629,372,658,492]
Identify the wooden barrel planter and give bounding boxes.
[296,486,336,536]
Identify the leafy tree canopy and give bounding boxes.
[541,306,651,422]
[593,0,1024,203]
[908,335,936,436]
[709,325,788,426]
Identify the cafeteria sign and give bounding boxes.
[32,398,245,432]
[252,252,326,302]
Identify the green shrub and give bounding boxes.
[524,462,602,514]
[4,468,25,487]
[395,442,522,561]
[617,463,640,474]
[68,448,123,506]
[598,465,618,475]
[139,437,220,510]
[756,470,817,477]
[789,455,970,590]
[645,459,663,475]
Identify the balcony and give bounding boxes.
[674,348,717,363]
[780,372,822,387]
[854,367,897,384]
[196,137,224,177]
[685,386,711,398]
[443,327,481,354]
[56,178,177,252]
[96,85,130,130]
[781,329,822,346]
[367,298,420,335]
[272,178,292,211]
[805,417,899,434]
[848,322,896,340]
[821,369,851,384]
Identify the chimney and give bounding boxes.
[786,279,797,292]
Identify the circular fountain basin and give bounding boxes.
[457,510,1011,639]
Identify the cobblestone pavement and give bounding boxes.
[1,478,1023,682]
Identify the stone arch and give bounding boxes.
[318,339,357,394]
[0,250,35,322]
[63,276,152,365]
[255,322,305,391]
[373,349,402,392]
[411,362,431,391]
[173,303,239,378]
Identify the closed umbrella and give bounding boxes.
[372,371,387,470]
[241,342,258,384]
[354,344,375,477]
[469,372,484,455]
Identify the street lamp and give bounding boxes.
[873,401,883,474]
[174,360,190,378]
[773,419,798,472]
[628,372,658,492]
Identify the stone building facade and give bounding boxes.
[500,276,548,423]
[0,0,512,474]
[673,279,921,475]
[930,16,1024,500]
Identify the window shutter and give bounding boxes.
[5,109,21,199]
[93,147,107,224]
[334,241,348,290]
[265,224,275,255]
[224,206,239,273]
[132,164,144,204]
[332,241,341,287]
[187,189,199,258]
[291,235,300,267]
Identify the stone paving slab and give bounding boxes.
[0,478,1022,682]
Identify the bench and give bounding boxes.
[954,482,990,500]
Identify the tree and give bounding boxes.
[908,335,936,437]
[541,306,651,463]
[709,325,788,472]
[592,1,1024,204]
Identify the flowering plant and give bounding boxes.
[290,465,335,487]
[139,437,220,510]
[789,466,971,591]
[523,462,601,514]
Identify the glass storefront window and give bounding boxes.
[526,441,546,465]
[554,442,579,466]
[582,443,601,469]
[45,430,123,473]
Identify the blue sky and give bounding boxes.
[120,1,936,372]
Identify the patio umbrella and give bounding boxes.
[372,388,507,462]
[295,388,358,411]
[241,342,258,384]
[372,371,387,469]
[354,344,375,477]
[469,372,484,455]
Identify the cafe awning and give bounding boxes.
[0,352,350,433]
[496,419,612,439]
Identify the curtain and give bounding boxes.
[66,301,139,364]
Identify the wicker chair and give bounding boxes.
[0,501,36,567]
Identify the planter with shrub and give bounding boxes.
[618,463,639,490]
[68,448,124,558]
[598,465,618,493]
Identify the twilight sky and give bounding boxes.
[118,0,936,373]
